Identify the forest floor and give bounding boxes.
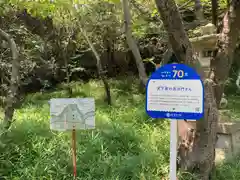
[0,76,239,180]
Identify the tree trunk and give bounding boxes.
[103,30,114,77]
[81,28,111,105]
[211,0,218,27]
[63,51,72,97]
[155,0,240,178]
[0,29,20,130]
[194,0,205,23]
[212,3,240,107]
[122,0,148,86]
[63,34,75,97]
[154,0,204,77]
[154,0,238,179]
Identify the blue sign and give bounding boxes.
[146,63,204,120]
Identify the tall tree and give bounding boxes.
[0,29,20,130]
[211,2,240,107]
[154,0,240,179]
[121,0,148,86]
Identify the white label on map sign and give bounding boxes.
[49,98,95,131]
[147,79,203,113]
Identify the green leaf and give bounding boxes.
[151,9,158,18]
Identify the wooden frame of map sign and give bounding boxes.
[145,63,204,180]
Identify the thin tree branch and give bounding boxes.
[178,0,193,9]
[80,27,111,105]
[122,0,148,86]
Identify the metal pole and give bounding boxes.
[170,120,177,180]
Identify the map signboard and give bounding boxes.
[49,98,95,131]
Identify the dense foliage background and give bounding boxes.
[0,0,240,179]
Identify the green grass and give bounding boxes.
[0,77,170,180]
[0,76,239,180]
[226,96,240,121]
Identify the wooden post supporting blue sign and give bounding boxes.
[146,64,204,180]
